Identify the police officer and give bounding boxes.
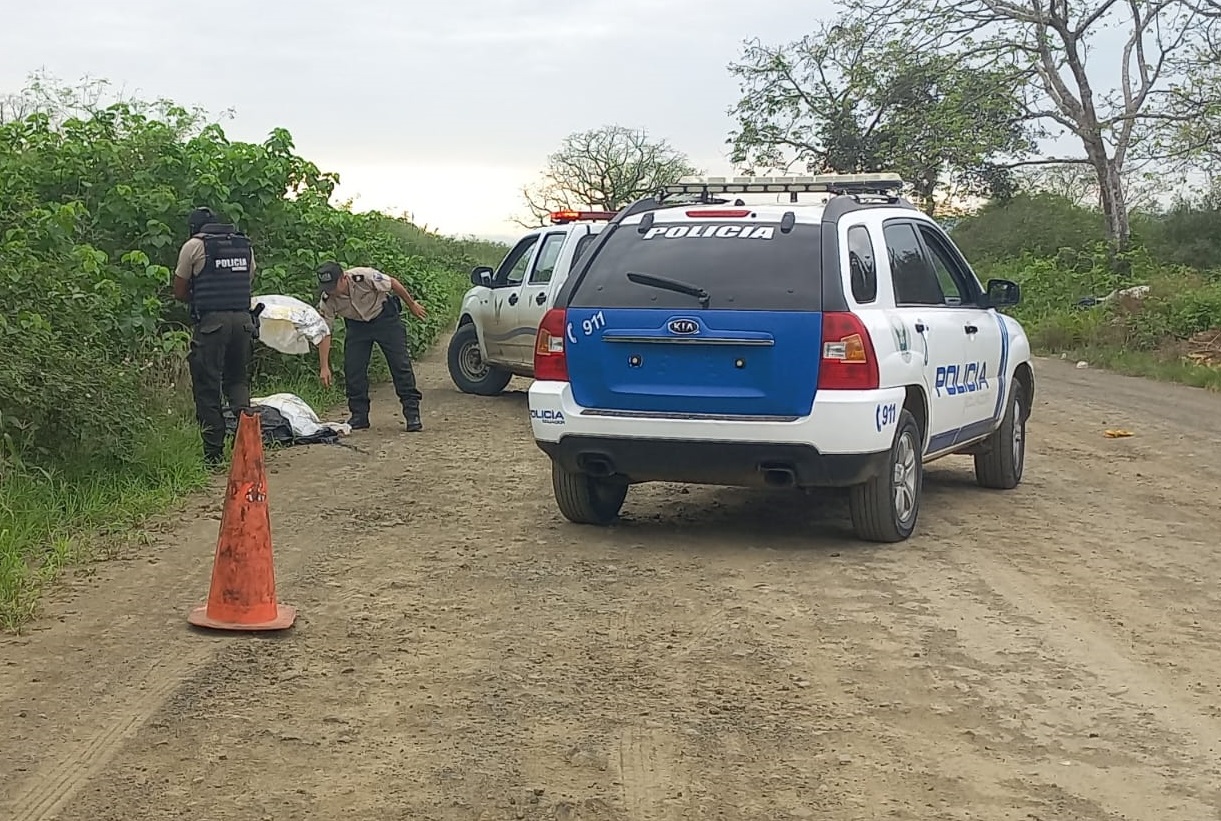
[172,207,257,467]
[315,261,428,432]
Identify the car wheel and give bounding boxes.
[849,407,922,543]
[447,324,512,396]
[974,379,1026,490]
[552,462,628,525]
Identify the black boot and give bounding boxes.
[347,415,370,430]
[404,405,423,432]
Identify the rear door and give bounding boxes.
[508,230,569,365]
[563,214,823,419]
[880,220,970,451]
[913,222,1005,442]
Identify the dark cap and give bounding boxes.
[317,261,344,292]
[187,206,216,236]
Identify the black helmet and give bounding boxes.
[187,206,217,236]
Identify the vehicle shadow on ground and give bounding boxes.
[606,485,880,554]
[585,466,988,555]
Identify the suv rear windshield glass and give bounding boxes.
[568,220,822,311]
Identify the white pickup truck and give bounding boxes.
[447,210,615,395]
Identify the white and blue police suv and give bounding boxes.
[526,174,1034,543]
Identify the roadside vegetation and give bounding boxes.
[950,192,1221,391]
[0,76,507,629]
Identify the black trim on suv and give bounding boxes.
[536,435,891,490]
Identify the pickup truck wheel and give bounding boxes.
[974,380,1026,490]
[552,463,628,525]
[448,324,512,396]
[848,408,922,543]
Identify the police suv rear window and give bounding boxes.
[569,220,821,312]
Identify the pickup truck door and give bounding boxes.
[507,229,569,365]
[485,233,541,361]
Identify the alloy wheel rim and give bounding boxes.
[892,431,918,524]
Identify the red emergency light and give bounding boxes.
[549,209,618,225]
[685,209,752,218]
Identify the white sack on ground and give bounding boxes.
[252,294,330,355]
[252,392,352,437]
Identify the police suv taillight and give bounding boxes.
[534,308,569,381]
[817,312,880,390]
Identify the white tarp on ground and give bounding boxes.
[251,294,330,355]
[251,392,352,438]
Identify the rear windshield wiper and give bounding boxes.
[625,271,711,308]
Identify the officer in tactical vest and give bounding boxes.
[172,206,257,467]
[315,261,428,432]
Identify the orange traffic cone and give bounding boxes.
[188,409,297,631]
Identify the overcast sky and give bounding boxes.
[3,0,848,242]
[5,0,1111,243]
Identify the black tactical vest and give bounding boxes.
[190,223,254,315]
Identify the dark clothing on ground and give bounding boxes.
[343,297,422,426]
[187,310,255,463]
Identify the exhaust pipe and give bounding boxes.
[579,454,615,477]
[761,465,797,487]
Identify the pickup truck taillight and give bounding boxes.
[534,308,569,382]
[818,312,880,390]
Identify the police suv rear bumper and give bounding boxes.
[536,435,889,488]
[528,380,902,489]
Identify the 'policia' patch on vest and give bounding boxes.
[191,223,255,315]
[214,256,250,272]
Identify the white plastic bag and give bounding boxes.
[251,294,330,355]
[251,393,352,437]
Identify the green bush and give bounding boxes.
[950,192,1106,265]
[959,207,1221,368]
[0,103,505,468]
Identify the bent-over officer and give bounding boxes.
[172,206,258,467]
[315,261,428,432]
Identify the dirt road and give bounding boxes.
[2,339,1220,821]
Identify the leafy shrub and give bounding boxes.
[0,102,506,470]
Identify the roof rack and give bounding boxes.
[663,172,904,202]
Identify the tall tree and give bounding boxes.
[841,0,1221,251]
[727,19,1037,215]
[516,125,699,227]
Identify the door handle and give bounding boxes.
[535,292,547,305]
[507,293,519,306]
[964,324,978,335]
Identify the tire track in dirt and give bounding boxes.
[3,649,206,821]
[0,425,366,819]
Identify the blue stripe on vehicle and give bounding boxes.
[991,312,1010,424]
[924,312,1011,455]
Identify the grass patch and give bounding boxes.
[1041,346,1221,391]
[0,372,347,633]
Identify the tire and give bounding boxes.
[552,462,628,525]
[849,408,923,543]
[974,379,1027,490]
[447,323,512,396]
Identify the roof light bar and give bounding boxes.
[549,209,618,225]
[663,173,905,195]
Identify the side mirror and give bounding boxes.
[984,278,1021,308]
[470,266,494,287]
